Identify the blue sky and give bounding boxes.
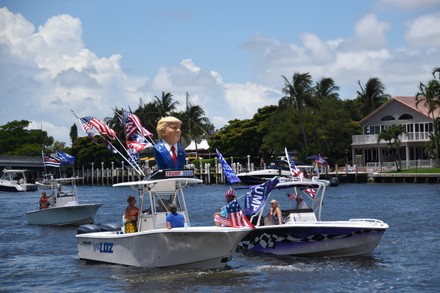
[1,0,439,145]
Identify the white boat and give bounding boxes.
[76,170,251,269]
[35,174,56,190]
[0,169,38,192]
[236,161,333,186]
[237,160,291,185]
[238,179,388,257]
[25,177,102,226]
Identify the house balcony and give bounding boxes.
[352,132,432,146]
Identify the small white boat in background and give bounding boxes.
[35,174,56,190]
[238,179,388,257]
[25,177,102,226]
[76,170,251,269]
[0,169,38,192]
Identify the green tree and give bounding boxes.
[314,77,340,101]
[280,72,316,148]
[178,102,210,158]
[0,120,53,155]
[154,92,179,118]
[377,125,406,171]
[416,71,440,166]
[70,123,78,145]
[356,78,389,117]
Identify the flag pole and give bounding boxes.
[71,110,146,178]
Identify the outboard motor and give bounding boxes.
[77,224,101,235]
[100,223,122,232]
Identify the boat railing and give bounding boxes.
[348,218,385,224]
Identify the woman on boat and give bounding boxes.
[267,199,282,225]
[39,192,48,209]
[124,195,139,233]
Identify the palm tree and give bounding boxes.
[154,92,179,118]
[356,78,389,117]
[314,77,340,100]
[416,73,440,166]
[377,125,406,171]
[280,72,316,148]
[179,102,210,158]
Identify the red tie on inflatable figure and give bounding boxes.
[170,145,177,166]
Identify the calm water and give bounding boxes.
[0,182,439,292]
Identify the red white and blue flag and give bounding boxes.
[303,187,316,199]
[122,110,153,139]
[226,199,255,229]
[43,153,62,168]
[80,116,117,139]
[285,147,303,180]
[126,134,152,152]
[315,155,327,165]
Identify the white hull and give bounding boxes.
[26,204,102,226]
[77,226,250,269]
[239,220,388,257]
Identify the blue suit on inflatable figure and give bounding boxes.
[153,116,186,170]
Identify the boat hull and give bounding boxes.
[25,204,102,226]
[76,227,250,269]
[238,221,388,257]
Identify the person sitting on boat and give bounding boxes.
[267,199,282,225]
[124,195,139,233]
[39,192,49,209]
[295,195,308,209]
[153,116,186,170]
[166,204,185,229]
[213,188,237,226]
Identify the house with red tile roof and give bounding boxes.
[351,96,439,170]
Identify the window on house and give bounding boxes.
[381,115,395,121]
[399,114,413,120]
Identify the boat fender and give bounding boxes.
[77,224,101,235]
[100,223,122,232]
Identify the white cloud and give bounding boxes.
[406,13,440,47]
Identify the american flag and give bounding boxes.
[226,199,255,228]
[304,187,316,199]
[285,147,303,179]
[80,116,117,139]
[122,110,153,139]
[43,153,62,168]
[315,155,327,165]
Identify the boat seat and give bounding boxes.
[283,208,317,223]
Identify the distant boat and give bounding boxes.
[35,174,56,190]
[0,169,38,192]
[236,160,291,185]
[25,177,102,226]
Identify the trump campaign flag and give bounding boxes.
[216,149,241,184]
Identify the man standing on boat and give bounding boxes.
[153,116,186,170]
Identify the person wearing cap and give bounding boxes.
[213,188,236,226]
[296,195,308,209]
[267,199,283,225]
[153,116,186,170]
[166,204,185,229]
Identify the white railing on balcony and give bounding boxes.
[352,132,431,145]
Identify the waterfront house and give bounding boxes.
[351,96,439,170]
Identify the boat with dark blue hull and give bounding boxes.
[238,179,388,257]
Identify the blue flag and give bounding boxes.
[216,149,241,184]
[243,177,279,216]
[56,151,75,165]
